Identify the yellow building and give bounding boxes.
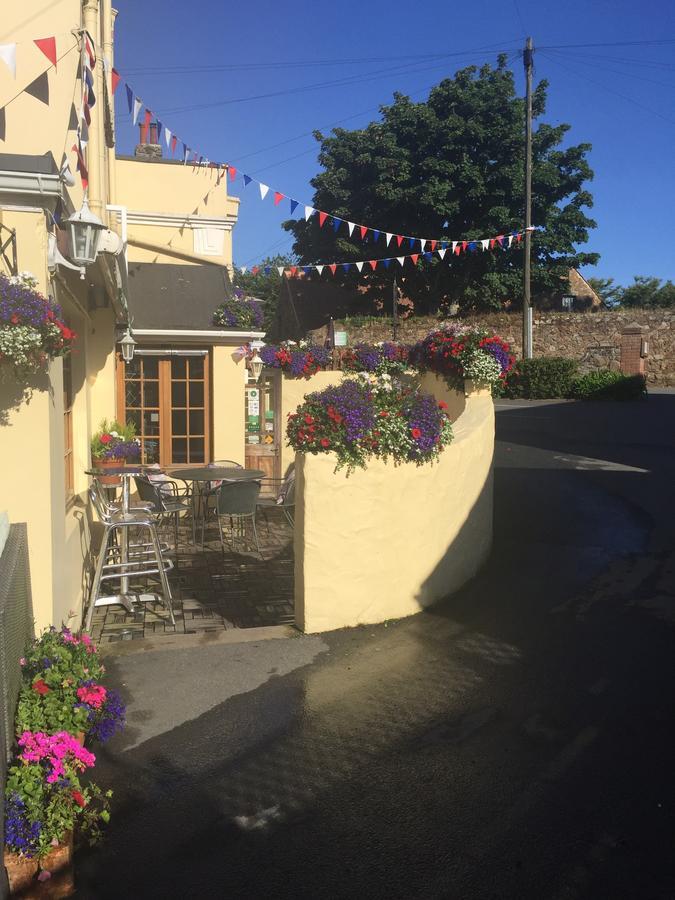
[0,1,264,630]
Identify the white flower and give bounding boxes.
[110,431,119,438]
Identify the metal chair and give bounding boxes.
[256,469,295,529]
[85,487,175,633]
[215,480,262,558]
[134,476,195,548]
[199,460,244,545]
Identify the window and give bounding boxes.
[63,353,74,497]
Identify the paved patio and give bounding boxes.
[90,510,294,644]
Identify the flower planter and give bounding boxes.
[38,832,74,898]
[93,457,124,486]
[4,849,38,894]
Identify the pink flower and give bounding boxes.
[19,657,26,666]
[76,684,107,709]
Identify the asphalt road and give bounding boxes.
[78,395,675,899]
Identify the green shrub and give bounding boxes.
[497,357,578,399]
[569,371,647,401]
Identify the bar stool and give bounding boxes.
[85,487,176,633]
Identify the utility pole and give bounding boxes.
[392,276,399,341]
[523,35,534,359]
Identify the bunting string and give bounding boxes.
[238,228,533,278]
[109,64,534,251]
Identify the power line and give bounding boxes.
[538,50,675,127]
[539,38,675,50]
[546,49,675,90]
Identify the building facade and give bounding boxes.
[0,1,263,629]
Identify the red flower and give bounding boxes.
[320,438,330,448]
[99,434,112,444]
[10,314,19,325]
[411,428,422,440]
[438,401,448,409]
[304,414,314,425]
[379,410,389,417]
[32,679,50,696]
[71,791,87,808]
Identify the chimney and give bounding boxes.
[134,122,163,161]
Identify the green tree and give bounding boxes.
[586,276,622,307]
[283,56,598,313]
[620,276,675,308]
[234,254,294,334]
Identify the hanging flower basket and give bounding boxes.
[0,272,75,376]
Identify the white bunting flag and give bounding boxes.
[385,233,393,246]
[304,206,315,221]
[437,248,446,260]
[132,97,142,125]
[397,257,405,267]
[481,239,489,251]
[277,266,285,276]
[259,183,269,200]
[420,239,427,251]
[315,265,324,275]
[507,235,514,248]
[452,241,458,253]
[347,221,356,236]
[355,262,364,272]
[0,43,17,79]
[240,267,247,275]
[164,127,172,150]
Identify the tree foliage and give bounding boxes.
[619,276,675,308]
[586,276,621,307]
[233,254,294,334]
[283,56,598,313]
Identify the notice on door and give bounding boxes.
[248,388,260,416]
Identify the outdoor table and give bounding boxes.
[85,464,166,611]
[168,466,265,546]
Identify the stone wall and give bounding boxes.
[309,309,675,385]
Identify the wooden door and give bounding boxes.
[244,374,280,484]
[117,351,210,467]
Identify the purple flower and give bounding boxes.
[213,297,263,329]
[4,793,41,857]
[260,345,281,368]
[87,688,126,743]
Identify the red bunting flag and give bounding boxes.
[141,108,152,143]
[515,232,523,243]
[228,165,237,180]
[329,264,337,275]
[429,240,437,252]
[395,235,404,248]
[368,260,377,271]
[273,191,284,206]
[290,266,298,277]
[34,37,57,70]
[359,225,368,240]
[111,68,121,94]
[410,254,419,266]
[489,239,496,250]
[495,235,504,246]
[251,266,259,275]
[318,211,328,227]
[170,135,177,156]
[461,241,468,253]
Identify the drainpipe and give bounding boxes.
[102,1,117,204]
[82,0,104,220]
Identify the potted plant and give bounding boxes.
[16,628,125,746]
[0,272,76,377]
[3,731,110,896]
[90,419,140,484]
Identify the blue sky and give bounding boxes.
[112,0,675,286]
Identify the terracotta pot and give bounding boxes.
[37,832,74,899]
[94,456,124,486]
[4,849,38,894]
[75,731,85,746]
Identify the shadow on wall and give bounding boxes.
[0,369,50,427]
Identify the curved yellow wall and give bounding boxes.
[293,377,494,633]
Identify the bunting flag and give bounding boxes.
[170,134,177,156]
[0,44,17,79]
[34,37,57,70]
[289,199,299,215]
[229,166,237,180]
[164,126,172,150]
[304,205,314,221]
[273,191,284,206]
[236,229,530,280]
[125,83,133,114]
[132,96,142,125]
[259,183,269,200]
[111,67,121,94]
[318,211,328,227]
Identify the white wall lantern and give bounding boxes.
[119,326,136,363]
[64,195,106,268]
[248,351,264,382]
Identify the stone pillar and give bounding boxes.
[620,324,647,376]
